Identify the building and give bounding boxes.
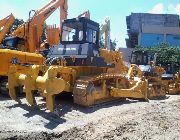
[126,13,180,48]
[119,48,134,64]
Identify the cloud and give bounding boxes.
[167,4,180,14]
[149,3,180,15]
[149,3,164,14]
[175,4,180,13]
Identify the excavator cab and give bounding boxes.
[46,17,107,66]
[3,36,25,51]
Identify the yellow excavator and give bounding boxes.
[0,14,15,45]
[4,0,68,52]
[8,16,149,112]
[0,0,68,94]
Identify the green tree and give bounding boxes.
[41,22,47,42]
[99,37,105,48]
[10,18,24,33]
[110,39,117,51]
[99,37,117,50]
[135,44,180,72]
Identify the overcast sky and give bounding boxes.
[0,0,180,48]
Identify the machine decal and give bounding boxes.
[11,57,20,64]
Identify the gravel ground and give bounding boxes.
[0,93,180,140]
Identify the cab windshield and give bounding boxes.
[131,52,148,65]
[62,22,84,42]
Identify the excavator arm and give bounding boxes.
[30,0,68,36]
[11,0,68,53]
[99,17,110,49]
[99,17,128,74]
[0,14,15,44]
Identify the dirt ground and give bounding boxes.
[0,93,180,140]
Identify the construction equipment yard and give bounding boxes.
[0,0,180,139]
[0,94,180,140]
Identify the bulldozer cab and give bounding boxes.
[46,17,108,67]
[61,17,99,46]
[130,51,149,65]
[130,50,156,66]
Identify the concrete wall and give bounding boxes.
[126,13,180,48]
[139,33,180,47]
[139,33,164,47]
[127,13,180,33]
[142,25,180,35]
[167,35,180,46]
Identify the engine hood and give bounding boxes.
[47,43,99,59]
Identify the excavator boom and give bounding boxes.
[99,17,110,49]
[0,14,15,44]
[10,0,68,53]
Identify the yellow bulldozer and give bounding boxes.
[130,50,167,99]
[8,17,149,112]
[4,1,177,113]
[162,72,180,95]
[129,50,180,97]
